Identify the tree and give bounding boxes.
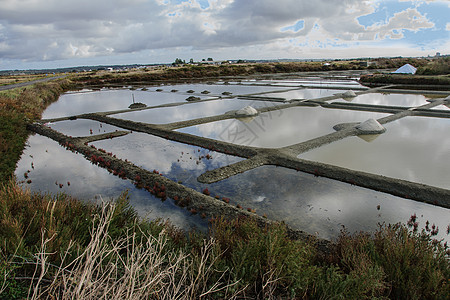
[172,58,184,65]
[207,57,213,61]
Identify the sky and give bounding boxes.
[0,0,449,70]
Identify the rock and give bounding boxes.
[235,106,258,117]
[356,119,386,134]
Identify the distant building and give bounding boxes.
[359,61,376,67]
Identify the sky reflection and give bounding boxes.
[299,116,450,189]
[179,106,388,148]
[91,132,243,186]
[43,89,193,119]
[46,119,122,137]
[15,134,206,230]
[149,83,287,96]
[204,166,450,242]
[331,93,429,106]
[112,99,276,124]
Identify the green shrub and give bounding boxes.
[335,224,450,299]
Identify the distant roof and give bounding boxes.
[392,64,417,74]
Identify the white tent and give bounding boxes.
[392,64,417,74]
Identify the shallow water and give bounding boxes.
[148,83,288,96]
[204,166,450,241]
[46,119,122,137]
[90,132,244,185]
[178,106,389,148]
[16,78,449,241]
[331,92,429,106]
[112,99,279,124]
[240,79,364,89]
[299,116,450,189]
[16,134,206,230]
[249,88,344,100]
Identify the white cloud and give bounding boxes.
[0,0,447,69]
[366,8,434,39]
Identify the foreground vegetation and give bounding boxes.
[0,59,449,298]
[1,180,448,299]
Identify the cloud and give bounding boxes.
[0,0,448,69]
[365,8,434,39]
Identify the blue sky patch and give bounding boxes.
[281,20,305,32]
[357,0,449,48]
[358,1,412,28]
[171,0,190,4]
[196,0,210,9]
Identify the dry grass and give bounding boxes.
[0,74,48,86]
[22,202,243,300]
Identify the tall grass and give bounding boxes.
[1,179,449,299]
[27,204,242,299]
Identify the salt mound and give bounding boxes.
[356,119,386,134]
[342,90,357,98]
[235,106,258,117]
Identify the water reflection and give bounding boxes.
[331,93,428,106]
[241,79,364,88]
[19,79,449,242]
[15,134,206,230]
[46,119,122,137]
[150,83,287,96]
[112,99,276,124]
[259,88,345,100]
[299,117,450,189]
[205,166,450,242]
[43,89,196,119]
[179,107,388,148]
[91,132,243,186]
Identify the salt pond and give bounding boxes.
[16,134,206,230]
[17,79,450,241]
[113,99,277,124]
[331,92,430,106]
[178,106,389,148]
[299,116,450,189]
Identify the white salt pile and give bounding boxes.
[235,106,258,117]
[356,118,386,134]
